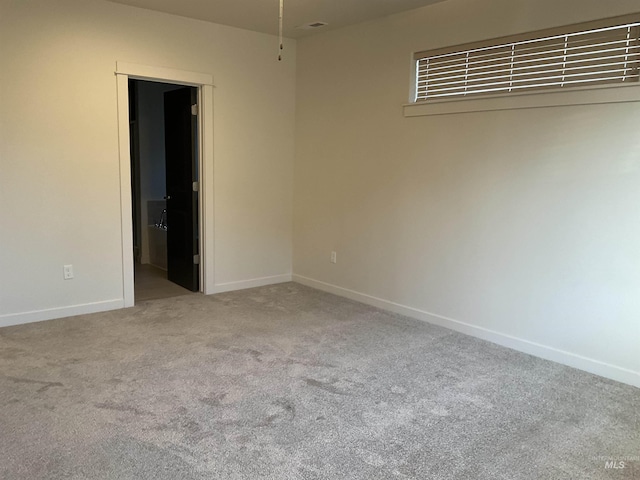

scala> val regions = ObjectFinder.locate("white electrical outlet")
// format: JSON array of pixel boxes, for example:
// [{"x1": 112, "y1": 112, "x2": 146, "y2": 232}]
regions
[
  {"x1": 330, "y1": 251, "x2": 337, "y2": 264},
  {"x1": 63, "y1": 264, "x2": 74, "y2": 280}
]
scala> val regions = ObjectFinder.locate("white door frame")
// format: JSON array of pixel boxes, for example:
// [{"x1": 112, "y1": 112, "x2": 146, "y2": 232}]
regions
[{"x1": 115, "y1": 62, "x2": 215, "y2": 306}]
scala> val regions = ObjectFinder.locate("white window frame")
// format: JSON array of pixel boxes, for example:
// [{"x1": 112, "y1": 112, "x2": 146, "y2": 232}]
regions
[{"x1": 404, "y1": 14, "x2": 640, "y2": 117}]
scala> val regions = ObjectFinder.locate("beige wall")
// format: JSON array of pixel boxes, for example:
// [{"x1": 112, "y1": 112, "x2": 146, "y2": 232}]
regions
[
  {"x1": 1, "y1": 0, "x2": 638, "y2": 386},
  {"x1": 294, "y1": 0, "x2": 640, "y2": 385},
  {"x1": 0, "y1": 0, "x2": 295, "y2": 322}
]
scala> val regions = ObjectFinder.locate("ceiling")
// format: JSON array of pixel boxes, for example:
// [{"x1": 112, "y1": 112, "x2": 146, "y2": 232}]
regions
[{"x1": 105, "y1": 0, "x2": 447, "y2": 38}]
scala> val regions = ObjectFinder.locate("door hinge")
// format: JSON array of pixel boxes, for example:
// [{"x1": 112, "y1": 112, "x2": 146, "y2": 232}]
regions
[
  {"x1": 192, "y1": 181, "x2": 199, "y2": 192},
  {"x1": 193, "y1": 254, "x2": 200, "y2": 265},
  {"x1": 191, "y1": 104, "x2": 198, "y2": 116}
]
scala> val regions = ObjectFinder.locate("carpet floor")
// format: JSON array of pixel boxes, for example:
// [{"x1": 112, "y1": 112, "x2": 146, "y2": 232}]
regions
[{"x1": 0, "y1": 283, "x2": 638, "y2": 479}]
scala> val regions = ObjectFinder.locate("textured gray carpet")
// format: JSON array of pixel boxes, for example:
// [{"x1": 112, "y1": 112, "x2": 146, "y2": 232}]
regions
[{"x1": 0, "y1": 283, "x2": 638, "y2": 479}]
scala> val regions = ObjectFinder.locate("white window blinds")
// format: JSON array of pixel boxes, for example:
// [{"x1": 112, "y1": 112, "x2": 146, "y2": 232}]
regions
[{"x1": 414, "y1": 16, "x2": 640, "y2": 101}]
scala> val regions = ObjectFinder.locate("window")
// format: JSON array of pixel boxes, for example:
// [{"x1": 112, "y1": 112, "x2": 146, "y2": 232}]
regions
[{"x1": 414, "y1": 15, "x2": 640, "y2": 102}]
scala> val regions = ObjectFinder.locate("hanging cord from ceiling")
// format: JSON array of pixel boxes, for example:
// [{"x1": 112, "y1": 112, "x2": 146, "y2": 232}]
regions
[{"x1": 278, "y1": 0, "x2": 284, "y2": 61}]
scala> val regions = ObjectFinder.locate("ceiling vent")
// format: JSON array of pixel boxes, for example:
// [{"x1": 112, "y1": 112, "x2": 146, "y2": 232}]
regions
[{"x1": 297, "y1": 21, "x2": 328, "y2": 30}]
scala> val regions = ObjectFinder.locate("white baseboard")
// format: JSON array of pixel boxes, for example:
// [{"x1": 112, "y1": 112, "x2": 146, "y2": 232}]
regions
[
  {"x1": 293, "y1": 274, "x2": 640, "y2": 388},
  {"x1": 212, "y1": 273, "x2": 292, "y2": 294},
  {"x1": 0, "y1": 273, "x2": 293, "y2": 328},
  {"x1": 0, "y1": 299, "x2": 125, "y2": 329}
]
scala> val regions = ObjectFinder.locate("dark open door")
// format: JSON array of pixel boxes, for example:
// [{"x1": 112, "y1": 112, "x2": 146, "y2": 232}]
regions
[{"x1": 164, "y1": 87, "x2": 199, "y2": 292}]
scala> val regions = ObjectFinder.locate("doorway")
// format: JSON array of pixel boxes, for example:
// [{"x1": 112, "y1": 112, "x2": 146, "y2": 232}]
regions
[
  {"x1": 116, "y1": 62, "x2": 214, "y2": 308},
  {"x1": 129, "y1": 79, "x2": 200, "y2": 302}
]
